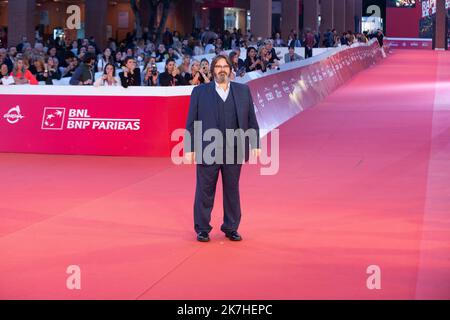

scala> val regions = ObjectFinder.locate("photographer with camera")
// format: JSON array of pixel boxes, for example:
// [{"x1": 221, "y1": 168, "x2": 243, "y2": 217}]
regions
[{"x1": 143, "y1": 62, "x2": 159, "y2": 86}]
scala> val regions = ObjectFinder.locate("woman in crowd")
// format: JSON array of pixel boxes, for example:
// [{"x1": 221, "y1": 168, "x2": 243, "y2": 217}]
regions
[
  {"x1": 257, "y1": 46, "x2": 271, "y2": 72},
  {"x1": 11, "y1": 57, "x2": 38, "y2": 85},
  {"x1": 29, "y1": 58, "x2": 56, "y2": 84},
  {"x1": 184, "y1": 59, "x2": 205, "y2": 86},
  {"x1": 158, "y1": 58, "x2": 186, "y2": 86},
  {"x1": 119, "y1": 57, "x2": 141, "y2": 88},
  {"x1": 114, "y1": 51, "x2": 125, "y2": 69},
  {"x1": 245, "y1": 46, "x2": 263, "y2": 73},
  {"x1": 229, "y1": 51, "x2": 245, "y2": 78},
  {"x1": 94, "y1": 63, "x2": 120, "y2": 87},
  {"x1": 97, "y1": 48, "x2": 114, "y2": 73},
  {"x1": 179, "y1": 55, "x2": 191, "y2": 79},
  {"x1": 142, "y1": 62, "x2": 159, "y2": 87},
  {"x1": 199, "y1": 58, "x2": 212, "y2": 82},
  {"x1": 0, "y1": 63, "x2": 11, "y2": 84},
  {"x1": 78, "y1": 46, "x2": 87, "y2": 60},
  {"x1": 46, "y1": 57, "x2": 62, "y2": 80}
]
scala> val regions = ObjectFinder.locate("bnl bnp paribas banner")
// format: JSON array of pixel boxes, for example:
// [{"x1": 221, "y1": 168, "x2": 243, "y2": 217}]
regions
[{"x1": 362, "y1": 0, "x2": 386, "y2": 33}]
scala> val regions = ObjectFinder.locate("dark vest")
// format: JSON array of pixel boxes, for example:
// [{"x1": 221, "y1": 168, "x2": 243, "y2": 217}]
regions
[
  {"x1": 214, "y1": 87, "x2": 239, "y2": 134},
  {"x1": 213, "y1": 87, "x2": 243, "y2": 164}
]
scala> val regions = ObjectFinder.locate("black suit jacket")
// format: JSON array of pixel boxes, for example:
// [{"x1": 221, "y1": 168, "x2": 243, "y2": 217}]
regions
[{"x1": 185, "y1": 81, "x2": 260, "y2": 163}]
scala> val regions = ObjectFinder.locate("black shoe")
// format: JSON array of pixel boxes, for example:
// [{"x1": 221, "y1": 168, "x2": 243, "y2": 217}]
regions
[
  {"x1": 197, "y1": 232, "x2": 210, "y2": 242},
  {"x1": 225, "y1": 231, "x2": 242, "y2": 241}
]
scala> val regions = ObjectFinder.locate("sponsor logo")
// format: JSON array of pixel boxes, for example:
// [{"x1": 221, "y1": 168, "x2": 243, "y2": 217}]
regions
[
  {"x1": 40, "y1": 108, "x2": 141, "y2": 131},
  {"x1": 42, "y1": 107, "x2": 66, "y2": 130},
  {"x1": 3, "y1": 106, "x2": 25, "y2": 124}
]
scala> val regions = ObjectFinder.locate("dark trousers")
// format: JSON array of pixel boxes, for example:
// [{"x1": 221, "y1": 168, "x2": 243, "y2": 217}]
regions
[
  {"x1": 194, "y1": 163, "x2": 242, "y2": 234},
  {"x1": 305, "y1": 46, "x2": 313, "y2": 59}
]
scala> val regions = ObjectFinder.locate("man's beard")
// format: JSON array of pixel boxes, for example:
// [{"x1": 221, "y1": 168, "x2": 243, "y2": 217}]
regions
[{"x1": 215, "y1": 72, "x2": 229, "y2": 83}]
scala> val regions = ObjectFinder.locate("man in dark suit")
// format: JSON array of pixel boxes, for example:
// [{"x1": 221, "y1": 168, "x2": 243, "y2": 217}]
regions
[{"x1": 185, "y1": 55, "x2": 261, "y2": 242}]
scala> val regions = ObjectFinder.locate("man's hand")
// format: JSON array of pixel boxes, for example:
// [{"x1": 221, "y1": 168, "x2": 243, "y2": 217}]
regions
[
  {"x1": 251, "y1": 149, "x2": 262, "y2": 158},
  {"x1": 184, "y1": 152, "x2": 196, "y2": 164}
]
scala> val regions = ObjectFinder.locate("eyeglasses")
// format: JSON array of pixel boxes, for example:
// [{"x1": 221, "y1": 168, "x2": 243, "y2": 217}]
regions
[{"x1": 214, "y1": 65, "x2": 230, "y2": 70}]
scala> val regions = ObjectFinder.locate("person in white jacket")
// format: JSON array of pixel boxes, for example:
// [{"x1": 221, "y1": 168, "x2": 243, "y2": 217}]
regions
[
  {"x1": 97, "y1": 48, "x2": 114, "y2": 73},
  {"x1": 94, "y1": 63, "x2": 120, "y2": 87}
]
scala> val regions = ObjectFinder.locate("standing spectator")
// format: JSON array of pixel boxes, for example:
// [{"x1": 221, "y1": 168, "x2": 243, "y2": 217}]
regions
[
  {"x1": 304, "y1": 29, "x2": 316, "y2": 59},
  {"x1": 173, "y1": 31, "x2": 181, "y2": 46},
  {"x1": 273, "y1": 33, "x2": 285, "y2": 47},
  {"x1": 314, "y1": 31, "x2": 321, "y2": 48},
  {"x1": 163, "y1": 28, "x2": 174, "y2": 48},
  {"x1": 159, "y1": 58, "x2": 186, "y2": 86},
  {"x1": 94, "y1": 63, "x2": 120, "y2": 87},
  {"x1": 11, "y1": 58, "x2": 38, "y2": 85},
  {"x1": 119, "y1": 57, "x2": 141, "y2": 88},
  {"x1": 69, "y1": 53, "x2": 95, "y2": 85},
  {"x1": 287, "y1": 34, "x2": 302, "y2": 48},
  {"x1": 340, "y1": 32, "x2": 349, "y2": 46},
  {"x1": 324, "y1": 29, "x2": 335, "y2": 47}
]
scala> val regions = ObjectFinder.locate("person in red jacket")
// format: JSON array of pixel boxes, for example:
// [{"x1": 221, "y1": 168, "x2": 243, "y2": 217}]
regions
[{"x1": 10, "y1": 57, "x2": 38, "y2": 85}]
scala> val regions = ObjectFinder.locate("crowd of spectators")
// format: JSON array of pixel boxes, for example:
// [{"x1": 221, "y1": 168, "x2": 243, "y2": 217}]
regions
[{"x1": 0, "y1": 27, "x2": 384, "y2": 87}]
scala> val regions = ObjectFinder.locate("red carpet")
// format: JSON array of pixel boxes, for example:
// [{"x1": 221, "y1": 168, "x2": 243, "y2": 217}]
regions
[{"x1": 1, "y1": 50, "x2": 449, "y2": 299}]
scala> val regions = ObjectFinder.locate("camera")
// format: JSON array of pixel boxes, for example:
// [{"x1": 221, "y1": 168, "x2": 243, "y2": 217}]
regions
[{"x1": 151, "y1": 63, "x2": 158, "y2": 76}]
